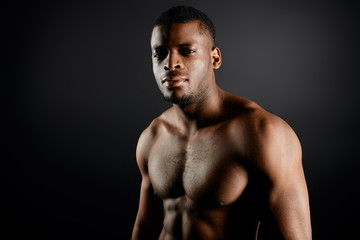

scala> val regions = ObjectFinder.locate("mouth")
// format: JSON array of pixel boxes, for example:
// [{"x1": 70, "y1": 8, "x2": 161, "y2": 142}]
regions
[{"x1": 162, "y1": 77, "x2": 187, "y2": 88}]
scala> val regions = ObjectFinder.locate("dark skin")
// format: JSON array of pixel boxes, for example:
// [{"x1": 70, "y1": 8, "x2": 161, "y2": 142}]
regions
[{"x1": 132, "y1": 21, "x2": 312, "y2": 240}]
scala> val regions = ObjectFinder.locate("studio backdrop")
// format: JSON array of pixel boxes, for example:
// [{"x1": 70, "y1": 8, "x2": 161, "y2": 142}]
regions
[{"x1": 5, "y1": 0, "x2": 359, "y2": 239}]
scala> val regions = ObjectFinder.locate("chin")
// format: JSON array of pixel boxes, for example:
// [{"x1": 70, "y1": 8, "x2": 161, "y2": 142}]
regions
[{"x1": 163, "y1": 94, "x2": 194, "y2": 106}]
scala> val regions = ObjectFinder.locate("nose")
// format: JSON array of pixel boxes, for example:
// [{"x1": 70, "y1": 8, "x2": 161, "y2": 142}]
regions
[{"x1": 164, "y1": 52, "x2": 182, "y2": 71}]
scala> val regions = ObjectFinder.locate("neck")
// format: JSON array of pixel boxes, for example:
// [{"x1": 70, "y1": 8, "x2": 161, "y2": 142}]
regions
[{"x1": 173, "y1": 85, "x2": 224, "y2": 131}]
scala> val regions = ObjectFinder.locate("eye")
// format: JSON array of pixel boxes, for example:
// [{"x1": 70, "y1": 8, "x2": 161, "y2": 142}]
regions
[
  {"x1": 153, "y1": 48, "x2": 168, "y2": 60},
  {"x1": 179, "y1": 48, "x2": 195, "y2": 56}
]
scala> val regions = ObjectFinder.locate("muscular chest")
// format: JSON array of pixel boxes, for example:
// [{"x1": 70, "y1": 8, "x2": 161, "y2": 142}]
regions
[{"x1": 147, "y1": 130, "x2": 248, "y2": 205}]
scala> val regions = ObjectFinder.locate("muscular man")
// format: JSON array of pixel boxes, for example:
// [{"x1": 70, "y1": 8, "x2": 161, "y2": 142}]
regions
[{"x1": 132, "y1": 6, "x2": 311, "y2": 240}]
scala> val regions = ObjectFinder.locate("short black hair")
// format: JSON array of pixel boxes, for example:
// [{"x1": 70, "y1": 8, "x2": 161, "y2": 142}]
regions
[{"x1": 153, "y1": 6, "x2": 216, "y2": 45}]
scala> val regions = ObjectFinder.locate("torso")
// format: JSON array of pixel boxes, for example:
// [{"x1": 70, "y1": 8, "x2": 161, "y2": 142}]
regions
[{"x1": 146, "y1": 97, "x2": 265, "y2": 239}]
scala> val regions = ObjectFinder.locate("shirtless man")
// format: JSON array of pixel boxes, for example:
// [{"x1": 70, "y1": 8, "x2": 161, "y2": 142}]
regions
[{"x1": 132, "y1": 6, "x2": 311, "y2": 240}]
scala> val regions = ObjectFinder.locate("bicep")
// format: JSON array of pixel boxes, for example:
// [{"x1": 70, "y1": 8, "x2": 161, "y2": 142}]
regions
[
  {"x1": 136, "y1": 174, "x2": 164, "y2": 224},
  {"x1": 261, "y1": 166, "x2": 311, "y2": 240},
  {"x1": 132, "y1": 132, "x2": 164, "y2": 240},
  {"x1": 251, "y1": 118, "x2": 311, "y2": 239},
  {"x1": 132, "y1": 174, "x2": 164, "y2": 240}
]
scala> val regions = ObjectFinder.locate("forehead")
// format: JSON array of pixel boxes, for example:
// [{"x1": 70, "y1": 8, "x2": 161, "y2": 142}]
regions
[{"x1": 151, "y1": 21, "x2": 211, "y2": 48}]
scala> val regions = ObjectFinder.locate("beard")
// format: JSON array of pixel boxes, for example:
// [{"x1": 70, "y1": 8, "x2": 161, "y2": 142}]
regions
[
  {"x1": 162, "y1": 78, "x2": 209, "y2": 107},
  {"x1": 163, "y1": 93, "x2": 195, "y2": 106},
  {"x1": 158, "y1": 63, "x2": 212, "y2": 107}
]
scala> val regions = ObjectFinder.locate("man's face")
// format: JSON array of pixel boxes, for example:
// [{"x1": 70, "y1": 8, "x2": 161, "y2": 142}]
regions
[{"x1": 150, "y1": 21, "x2": 218, "y2": 106}]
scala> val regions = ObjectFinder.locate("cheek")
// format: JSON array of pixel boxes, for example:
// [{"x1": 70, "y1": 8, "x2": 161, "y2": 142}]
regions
[
  {"x1": 152, "y1": 63, "x2": 162, "y2": 79},
  {"x1": 188, "y1": 58, "x2": 211, "y2": 77}
]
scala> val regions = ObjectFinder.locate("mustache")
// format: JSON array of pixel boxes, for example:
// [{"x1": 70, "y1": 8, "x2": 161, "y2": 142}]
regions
[{"x1": 163, "y1": 71, "x2": 187, "y2": 79}]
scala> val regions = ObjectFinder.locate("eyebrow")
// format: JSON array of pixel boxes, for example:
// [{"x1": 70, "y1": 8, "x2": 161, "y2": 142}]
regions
[
  {"x1": 152, "y1": 46, "x2": 166, "y2": 52},
  {"x1": 177, "y1": 43, "x2": 193, "y2": 47},
  {"x1": 152, "y1": 43, "x2": 195, "y2": 50}
]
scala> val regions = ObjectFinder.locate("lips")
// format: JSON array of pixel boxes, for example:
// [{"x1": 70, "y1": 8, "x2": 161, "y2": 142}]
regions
[{"x1": 162, "y1": 77, "x2": 187, "y2": 88}]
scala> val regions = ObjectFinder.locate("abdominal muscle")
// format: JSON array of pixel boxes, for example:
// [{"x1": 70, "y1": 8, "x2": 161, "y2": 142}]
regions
[
  {"x1": 158, "y1": 195, "x2": 258, "y2": 240},
  {"x1": 159, "y1": 197, "x2": 226, "y2": 240}
]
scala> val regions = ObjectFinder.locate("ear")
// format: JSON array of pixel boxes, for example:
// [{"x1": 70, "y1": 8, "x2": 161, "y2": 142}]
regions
[{"x1": 211, "y1": 47, "x2": 222, "y2": 69}]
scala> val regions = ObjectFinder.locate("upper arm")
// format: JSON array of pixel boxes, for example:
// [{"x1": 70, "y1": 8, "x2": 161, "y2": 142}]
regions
[
  {"x1": 132, "y1": 129, "x2": 164, "y2": 240},
  {"x1": 248, "y1": 115, "x2": 312, "y2": 239}
]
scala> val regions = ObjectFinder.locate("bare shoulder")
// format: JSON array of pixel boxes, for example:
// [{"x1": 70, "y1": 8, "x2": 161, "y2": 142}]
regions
[
  {"x1": 243, "y1": 103, "x2": 298, "y2": 147},
  {"x1": 226, "y1": 94, "x2": 301, "y2": 167},
  {"x1": 226, "y1": 96, "x2": 310, "y2": 239},
  {"x1": 136, "y1": 108, "x2": 174, "y2": 168}
]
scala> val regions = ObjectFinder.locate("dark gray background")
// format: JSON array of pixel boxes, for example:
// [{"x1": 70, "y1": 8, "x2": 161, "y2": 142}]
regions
[{"x1": 5, "y1": 0, "x2": 359, "y2": 239}]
